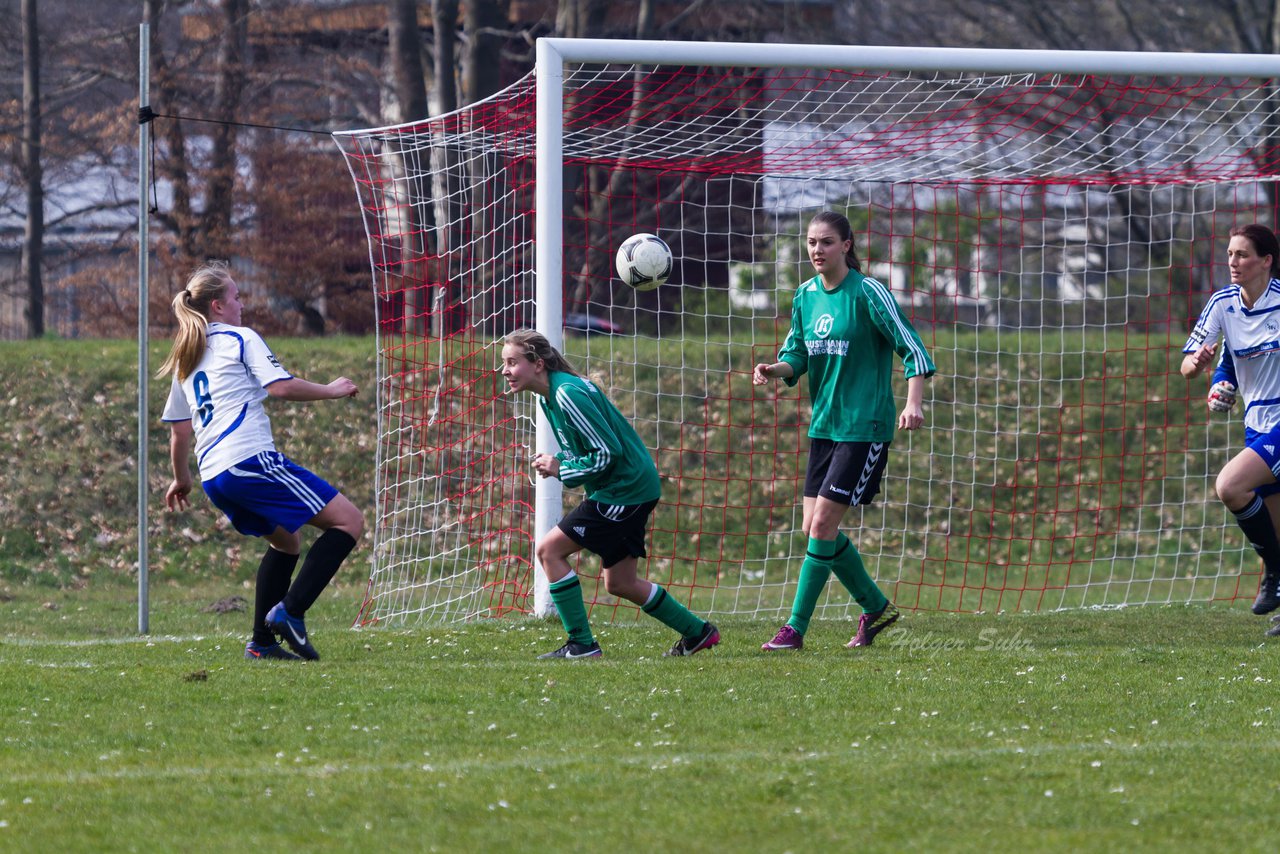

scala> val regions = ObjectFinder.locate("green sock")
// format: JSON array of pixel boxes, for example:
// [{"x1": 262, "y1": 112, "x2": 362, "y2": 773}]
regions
[
  {"x1": 829, "y1": 533, "x2": 889, "y2": 614},
  {"x1": 641, "y1": 584, "x2": 706, "y2": 638},
  {"x1": 549, "y1": 573, "x2": 594, "y2": 645},
  {"x1": 786, "y1": 536, "x2": 836, "y2": 635}
]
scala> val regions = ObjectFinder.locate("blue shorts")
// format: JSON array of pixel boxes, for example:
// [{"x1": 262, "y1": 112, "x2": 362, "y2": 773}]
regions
[
  {"x1": 1244, "y1": 426, "x2": 1280, "y2": 498},
  {"x1": 203, "y1": 451, "x2": 339, "y2": 537}
]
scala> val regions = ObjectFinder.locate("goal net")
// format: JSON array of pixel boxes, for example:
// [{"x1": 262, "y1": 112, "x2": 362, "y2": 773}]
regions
[{"x1": 334, "y1": 41, "x2": 1280, "y2": 625}]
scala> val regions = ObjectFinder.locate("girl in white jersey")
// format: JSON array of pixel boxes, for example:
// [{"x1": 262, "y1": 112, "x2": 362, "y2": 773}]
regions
[
  {"x1": 1183, "y1": 223, "x2": 1280, "y2": 621},
  {"x1": 159, "y1": 262, "x2": 364, "y2": 662},
  {"x1": 753, "y1": 211, "x2": 934, "y2": 651}
]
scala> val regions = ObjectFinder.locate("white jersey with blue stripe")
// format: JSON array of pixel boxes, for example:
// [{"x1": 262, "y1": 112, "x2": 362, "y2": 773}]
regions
[
  {"x1": 161, "y1": 323, "x2": 293, "y2": 478},
  {"x1": 1184, "y1": 278, "x2": 1280, "y2": 434}
]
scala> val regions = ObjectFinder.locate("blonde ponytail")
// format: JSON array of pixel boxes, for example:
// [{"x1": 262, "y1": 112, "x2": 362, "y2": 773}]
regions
[{"x1": 156, "y1": 262, "x2": 233, "y2": 381}]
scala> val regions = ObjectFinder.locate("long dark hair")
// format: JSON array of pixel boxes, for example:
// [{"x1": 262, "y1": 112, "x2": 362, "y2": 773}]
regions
[
  {"x1": 809, "y1": 210, "x2": 861, "y2": 273},
  {"x1": 502, "y1": 328, "x2": 581, "y2": 377},
  {"x1": 1230, "y1": 223, "x2": 1280, "y2": 277}
]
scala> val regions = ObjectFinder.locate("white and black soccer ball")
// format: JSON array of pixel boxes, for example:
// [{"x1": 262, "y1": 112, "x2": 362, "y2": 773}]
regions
[{"x1": 615, "y1": 233, "x2": 673, "y2": 292}]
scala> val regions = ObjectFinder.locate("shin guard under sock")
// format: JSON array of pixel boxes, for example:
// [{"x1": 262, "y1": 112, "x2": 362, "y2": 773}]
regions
[
  {"x1": 549, "y1": 573, "x2": 595, "y2": 645},
  {"x1": 641, "y1": 583, "x2": 706, "y2": 638},
  {"x1": 282, "y1": 529, "x2": 357, "y2": 617},
  {"x1": 254, "y1": 547, "x2": 298, "y2": 645},
  {"x1": 786, "y1": 537, "x2": 836, "y2": 635},
  {"x1": 1234, "y1": 495, "x2": 1280, "y2": 580},
  {"x1": 829, "y1": 533, "x2": 890, "y2": 614}
]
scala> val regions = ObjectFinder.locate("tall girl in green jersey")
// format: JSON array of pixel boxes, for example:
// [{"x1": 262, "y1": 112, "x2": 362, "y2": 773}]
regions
[
  {"x1": 753, "y1": 211, "x2": 935, "y2": 651},
  {"x1": 500, "y1": 329, "x2": 720, "y2": 659}
]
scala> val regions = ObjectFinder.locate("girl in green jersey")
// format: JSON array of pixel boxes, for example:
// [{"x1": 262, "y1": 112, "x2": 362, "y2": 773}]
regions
[
  {"x1": 753, "y1": 211, "x2": 935, "y2": 651},
  {"x1": 501, "y1": 329, "x2": 720, "y2": 659}
]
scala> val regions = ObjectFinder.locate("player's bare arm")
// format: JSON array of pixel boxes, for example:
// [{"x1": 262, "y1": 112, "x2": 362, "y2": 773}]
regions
[
  {"x1": 899, "y1": 374, "x2": 928, "y2": 431},
  {"x1": 165, "y1": 420, "x2": 195, "y2": 512},
  {"x1": 1180, "y1": 342, "x2": 1218, "y2": 379},
  {"x1": 267, "y1": 376, "x2": 359, "y2": 401},
  {"x1": 753, "y1": 361, "x2": 794, "y2": 385}
]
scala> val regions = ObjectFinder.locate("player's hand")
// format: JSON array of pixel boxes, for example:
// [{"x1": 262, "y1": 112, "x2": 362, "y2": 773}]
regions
[
  {"x1": 532, "y1": 453, "x2": 560, "y2": 479},
  {"x1": 165, "y1": 479, "x2": 192, "y2": 512},
  {"x1": 1208, "y1": 380, "x2": 1237, "y2": 413},
  {"x1": 898, "y1": 404, "x2": 924, "y2": 431},
  {"x1": 1188, "y1": 342, "x2": 1219, "y2": 374},
  {"x1": 329, "y1": 377, "x2": 359, "y2": 398},
  {"x1": 752, "y1": 363, "x2": 773, "y2": 385}
]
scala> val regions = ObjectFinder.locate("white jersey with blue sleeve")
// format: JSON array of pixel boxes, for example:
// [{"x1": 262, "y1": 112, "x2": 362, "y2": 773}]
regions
[
  {"x1": 161, "y1": 323, "x2": 293, "y2": 478},
  {"x1": 1184, "y1": 279, "x2": 1280, "y2": 435}
]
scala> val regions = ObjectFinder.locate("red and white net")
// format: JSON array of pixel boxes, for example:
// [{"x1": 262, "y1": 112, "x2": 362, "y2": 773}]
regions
[{"x1": 336, "y1": 59, "x2": 1280, "y2": 624}]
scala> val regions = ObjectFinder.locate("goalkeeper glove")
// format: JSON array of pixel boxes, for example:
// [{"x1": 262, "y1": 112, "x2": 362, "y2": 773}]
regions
[{"x1": 1207, "y1": 380, "x2": 1237, "y2": 413}]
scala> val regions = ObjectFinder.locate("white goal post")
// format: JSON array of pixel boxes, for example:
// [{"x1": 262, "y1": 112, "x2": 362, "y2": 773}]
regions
[{"x1": 336, "y1": 40, "x2": 1280, "y2": 626}]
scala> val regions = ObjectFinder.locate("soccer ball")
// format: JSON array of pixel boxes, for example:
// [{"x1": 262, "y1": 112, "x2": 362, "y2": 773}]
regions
[{"x1": 615, "y1": 233, "x2": 673, "y2": 292}]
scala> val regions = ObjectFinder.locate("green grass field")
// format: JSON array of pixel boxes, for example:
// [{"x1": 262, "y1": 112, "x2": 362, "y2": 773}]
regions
[
  {"x1": 3, "y1": 579, "x2": 1277, "y2": 852},
  {"x1": 1, "y1": 335, "x2": 1276, "y2": 851}
]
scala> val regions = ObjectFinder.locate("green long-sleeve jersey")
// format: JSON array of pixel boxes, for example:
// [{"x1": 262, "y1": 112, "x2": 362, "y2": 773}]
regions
[
  {"x1": 778, "y1": 269, "x2": 935, "y2": 442},
  {"x1": 540, "y1": 371, "x2": 662, "y2": 505}
]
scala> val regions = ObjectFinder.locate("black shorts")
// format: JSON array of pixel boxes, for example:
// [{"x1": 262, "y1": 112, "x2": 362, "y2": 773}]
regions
[
  {"x1": 803, "y1": 438, "x2": 891, "y2": 506},
  {"x1": 557, "y1": 498, "x2": 659, "y2": 568}
]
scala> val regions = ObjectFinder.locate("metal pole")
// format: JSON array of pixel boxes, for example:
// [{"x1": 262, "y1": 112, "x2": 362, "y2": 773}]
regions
[
  {"x1": 532, "y1": 38, "x2": 565, "y2": 618},
  {"x1": 137, "y1": 23, "x2": 150, "y2": 634},
  {"x1": 541, "y1": 37, "x2": 1280, "y2": 77}
]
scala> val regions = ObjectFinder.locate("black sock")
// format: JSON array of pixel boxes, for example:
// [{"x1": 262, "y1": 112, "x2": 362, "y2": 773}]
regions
[
  {"x1": 254, "y1": 547, "x2": 298, "y2": 645},
  {"x1": 282, "y1": 529, "x2": 357, "y2": 616},
  {"x1": 1233, "y1": 495, "x2": 1280, "y2": 578}
]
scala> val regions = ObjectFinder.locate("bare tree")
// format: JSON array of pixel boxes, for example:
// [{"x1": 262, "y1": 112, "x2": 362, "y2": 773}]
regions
[
  {"x1": 0, "y1": 1, "x2": 138, "y2": 338},
  {"x1": 555, "y1": 0, "x2": 610, "y2": 39},
  {"x1": 387, "y1": 0, "x2": 434, "y2": 335},
  {"x1": 1207, "y1": 0, "x2": 1280, "y2": 212},
  {"x1": 463, "y1": 0, "x2": 504, "y2": 104},
  {"x1": 20, "y1": 0, "x2": 42, "y2": 338},
  {"x1": 389, "y1": 0, "x2": 430, "y2": 123},
  {"x1": 35, "y1": 0, "x2": 1274, "y2": 342},
  {"x1": 141, "y1": 0, "x2": 251, "y2": 264},
  {"x1": 141, "y1": 1, "x2": 381, "y2": 334},
  {"x1": 432, "y1": 0, "x2": 459, "y2": 114},
  {"x1": 202, "y1": 0, "x2": 248, "y2": 260},
  {"x1": 145, "y1": 0, "x2": 197, "y2": 260}
]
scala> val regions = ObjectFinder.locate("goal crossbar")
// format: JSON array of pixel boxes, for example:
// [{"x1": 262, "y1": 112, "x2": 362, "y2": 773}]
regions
[{"x1": 538, "y1": 38, "x2": 1280, "y2": 76}]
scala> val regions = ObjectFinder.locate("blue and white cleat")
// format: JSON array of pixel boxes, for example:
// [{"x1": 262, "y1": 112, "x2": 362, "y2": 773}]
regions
[
  {"x1": 244, "y1": 640, "x2": 302, "y2": 661},
  {"x1": 265, "y1": 602, "x2": 320, "y2": 660}
]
